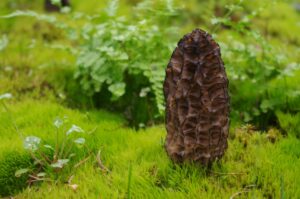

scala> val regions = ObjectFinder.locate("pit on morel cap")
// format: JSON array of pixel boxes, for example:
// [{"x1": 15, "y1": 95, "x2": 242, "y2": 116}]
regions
[{"x1": 163, "y1": 28, "x2": 230, "y2": 166}]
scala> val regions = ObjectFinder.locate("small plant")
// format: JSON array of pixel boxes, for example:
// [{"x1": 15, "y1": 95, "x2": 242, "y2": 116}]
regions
[
  {"x1": 1, "y1": 0, "x2": 178, "y2": 127},
  {"x1": 0, "y1": 94, "x2": 98, "y2": 194},
  {"x1": 73, "y1": 2, "x2": 174, "y2": 127},
  {"x1": 210, "y1": 2, "x2": 300, "y2": 129},
  {"x1": 15, "y1": 117, "x2": 88, "y2": 184},
  {"x1": 1, "y1": 93, "x2": 89, "y2": 183}
]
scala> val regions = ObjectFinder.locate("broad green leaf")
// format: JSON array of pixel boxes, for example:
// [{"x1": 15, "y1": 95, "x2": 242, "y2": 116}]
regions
[
  {"x1": 66, "y1": 125, "x2": 84, "y2": 136},
  {"x1": 51, "y1": 159, "x2": 69, "y2": 168},
  {"x1": 24, "y1": 136, "x2": 41, "y2": 151},
  {"x1": 139, "y1": 87, "x2": 151, "y2": 97},
  {"x1": 0, "y1": 93, "x2": 12, "y2": 100},
  {"x1": 108, "y1": 82, "x2": 126, "y2": 99},
  {"x1": 15, "y1": 168, "x2": 29, "y2": 177},
  {"x1": 37, "y1": 172, "x2": 46, "y2": 177},
  {"x1": 74, "y1": 138, "x2": 85, "y2": 145},
  {"x1": 211, "y1": 17, "x2": 220, "y2": 25}
]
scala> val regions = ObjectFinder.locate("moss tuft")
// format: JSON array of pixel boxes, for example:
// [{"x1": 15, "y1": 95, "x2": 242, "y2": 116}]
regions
[{"x1": 0, "y1": 151, "x2": 32, "y2": 197}]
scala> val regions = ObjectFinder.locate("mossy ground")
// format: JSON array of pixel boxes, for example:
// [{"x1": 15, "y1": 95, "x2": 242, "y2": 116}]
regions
[
  {"x1": 1, "y1": 0, "x2": 300, "y2": 198},
  {"x1": 0, "y1": 100, "x2": 299, "y2": 198}
]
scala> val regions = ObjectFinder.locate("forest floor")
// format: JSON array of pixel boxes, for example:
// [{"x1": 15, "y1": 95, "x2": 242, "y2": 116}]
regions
[
  {"x1": 0, "y1": 0, "x2": 300, "y2": 198},
  {"x1": 0, "y1": 99, "x2": 299, "y2": 198}
]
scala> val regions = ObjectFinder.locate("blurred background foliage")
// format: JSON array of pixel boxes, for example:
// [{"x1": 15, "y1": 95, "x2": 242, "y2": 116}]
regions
[{"x1": 0, "y1": 0, "x2": 300, "y2": 132}]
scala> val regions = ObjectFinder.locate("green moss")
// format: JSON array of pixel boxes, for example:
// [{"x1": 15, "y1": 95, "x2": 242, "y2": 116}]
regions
[
  {"x1": 0, "y1": 151, "x2": 32, "y2": 197},
  {"x1": 0, "y1": 100, "x2": 299, "y2": 198},
  {"x1": 276, "y1": 111, "x2": 300, "y2": 138}
]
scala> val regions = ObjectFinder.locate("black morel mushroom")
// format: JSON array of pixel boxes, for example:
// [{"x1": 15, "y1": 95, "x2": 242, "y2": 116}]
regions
[{"x1": 163, "y1": 29, "x2": 230, "y2": 166}]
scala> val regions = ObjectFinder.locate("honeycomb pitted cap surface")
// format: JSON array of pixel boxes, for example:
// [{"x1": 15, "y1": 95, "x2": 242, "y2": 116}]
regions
[{"x1": 163, "y1": 29, "x2": 230, "y2": 165}]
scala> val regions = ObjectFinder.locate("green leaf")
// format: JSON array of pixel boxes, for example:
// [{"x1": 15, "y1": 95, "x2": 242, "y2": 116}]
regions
[
  {"x1": 139, "y1": 87, "x2": 151, "y2": 97},
  {"x1": 24, "y1": 136, "x2": 41, "y2": 151},
  {"x1": 66, "y1": 125, "x2": 84, "y2": 136},
  {"x1": 243, "y1": 112, "x2": 252, "y2": 122},
  {"x1": 253, "y1": 107, "x2": 260, "y2": 116},
  {"x1": 51, "y1": 0, "x2": 61, "y2": 6},
  {"x1": 37, "y1": 172, "x2": 47, "y2": 177},
  {"x1": 260, "y1": 99, "x2": 273, "y2": 113},
  {"x1": 282, "y1": 63, "x2": 300, "y2": 77},
  {"x1": 77, "y1": 51, "x2": 100, "y2": 68},
  {"x1": 108, "y1": 82, "x2": 126, "y2": 99},
  {"x1": 116, "y1": 52, "x2": 128, "y2": 60},
  {"x1": 0, "y1": 93, "x2": 12, "y2": 100},
  {"x1": 51, "y1": 159, "x2": 69, "y2": 168},
  {"x1": 15, "y1": 168, "x2": 29, "y2": 177},
  {"x1": 44, "y1": 144, "x2": 54, "y2": 150},
  {"x1": 74, "y1": 138, "x2": 85, "y2": 145},
  {"x1": 54, "y1": 118, "x2": 63, "y2": 128},
  {"x1": 211, "y1": 17, "x2": 220, "y2": 25},
  {"x1": 61, "y1": 6, "x2": 71, "y2": 14}
]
